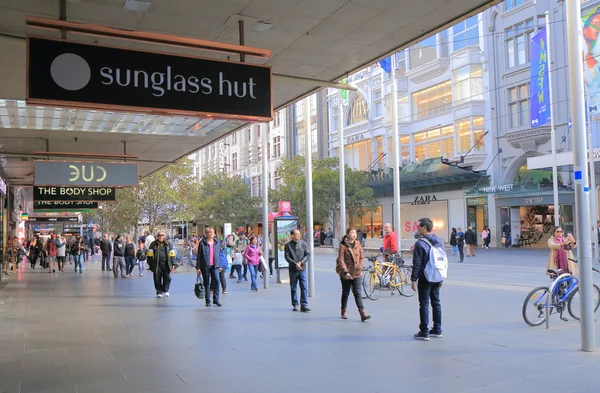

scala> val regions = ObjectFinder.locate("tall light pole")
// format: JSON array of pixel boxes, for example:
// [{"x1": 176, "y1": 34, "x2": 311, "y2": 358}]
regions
[
  {"x1": 304, "y1": 97, "x2": 315, "y2": 297},
  {"x1": 545, "y1": 12, "x2": 560, "y2": 227},
  {"x1": 390, "y1": 53, "x2": 402, "y2": 238},
  {"x1": 262, "y1": 122, "x2": 270, "y2": 289},
  {"x1": 566, "y1": 0, "x2": 595, "y2": 352},
  {"x1": 587, "y1": 108, "x2": 599, "y2": 262},
  {"x1": 338, "y1": 97, "x2": 346, "y2": 237}
]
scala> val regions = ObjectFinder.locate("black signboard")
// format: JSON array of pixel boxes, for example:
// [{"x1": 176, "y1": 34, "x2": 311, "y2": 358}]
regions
[
  {"x1": 27, "y1": 37, "x2": 272, "y2": 120},
  {"x1": 34, "y1": 161, "x2": 138, "y2": 187},
  {"x1": 34, "y1": 186, "x2": 116, "y2": 201},
  {"x1": 34, "y1": 201, "x2": 99, "y2": 210},
  {"x1": 26, "y1": 217, "x2": 79, "y2": 222}
]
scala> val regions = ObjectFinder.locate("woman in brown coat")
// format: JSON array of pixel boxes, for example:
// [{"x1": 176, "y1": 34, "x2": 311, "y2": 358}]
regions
[
  {"x1": 547, "y1": 227, "x2": 578, "y2": 275},
  {"x1": 336, "y1": 228, "x2": 371, "y2": 321}
]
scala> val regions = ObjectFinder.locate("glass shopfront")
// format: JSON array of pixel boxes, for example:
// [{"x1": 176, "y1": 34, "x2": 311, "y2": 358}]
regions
[{"x1": 347, "y1": 206, "x2": 383, "y2": 239}]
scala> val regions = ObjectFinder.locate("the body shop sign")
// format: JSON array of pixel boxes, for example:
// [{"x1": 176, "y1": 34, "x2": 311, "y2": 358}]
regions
[
  {"x1": 27, "y1": 37, "x2": 272, "y2": 120},
  {"x1": 34, "y1": 186, "x2": 116, "y2": 201}
]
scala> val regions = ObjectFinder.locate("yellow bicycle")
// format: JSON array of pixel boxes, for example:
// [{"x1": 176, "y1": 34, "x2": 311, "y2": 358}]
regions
[{"x1": 363, "y1": 253, "x2": 415, "y2": 300}]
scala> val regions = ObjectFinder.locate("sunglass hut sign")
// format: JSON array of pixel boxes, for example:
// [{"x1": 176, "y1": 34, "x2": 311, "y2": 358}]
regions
[{"x1": 27, "y1": 37, "x2": 272, "y2": 120}]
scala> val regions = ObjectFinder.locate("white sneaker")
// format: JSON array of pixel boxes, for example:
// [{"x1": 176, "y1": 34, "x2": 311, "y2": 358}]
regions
[
  {"x1": 157, "y1": 293, "x2": 163, "y2": 298},
  {"x1": 164, "y1": 292, "x2": 170, "y2": 297}
]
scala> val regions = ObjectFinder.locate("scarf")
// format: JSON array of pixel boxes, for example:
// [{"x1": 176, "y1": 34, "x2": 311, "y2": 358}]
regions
[{"x1": 554, "y1": 236, "x2": 569, "y2": 272}]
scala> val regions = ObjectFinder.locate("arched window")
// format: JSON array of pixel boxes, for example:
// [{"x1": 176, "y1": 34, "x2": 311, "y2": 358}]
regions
[{"x1": 347, "y1": 95, "x2": 369, "y2": 125}]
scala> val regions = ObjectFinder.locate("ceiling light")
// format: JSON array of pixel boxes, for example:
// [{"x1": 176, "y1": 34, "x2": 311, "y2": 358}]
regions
[
  {"x1": 123, "y1": 0, "x2": 151, "y2": 13},
  {"x1": 251, "y1": 21, "x2": 273, "y2": 32}
]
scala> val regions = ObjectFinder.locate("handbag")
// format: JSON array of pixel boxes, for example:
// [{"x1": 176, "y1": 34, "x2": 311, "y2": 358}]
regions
[
  {"x1": 194, "y1": 273, "x2": 206, "y2": 300},
  {"x1": 258, "y1": 256, "x2": 267, "y2": 273},
  {"x1": 501, "y1": 236, "x2": 506, "y2": 244},
  {"x1": 233, "y1": 252, "x2": 243, "y2": 266}
]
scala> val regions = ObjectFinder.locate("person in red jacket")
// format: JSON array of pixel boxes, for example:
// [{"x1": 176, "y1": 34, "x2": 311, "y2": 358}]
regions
[{"x1": 382, "y1": 223, "x2": 398, "y2": 261}]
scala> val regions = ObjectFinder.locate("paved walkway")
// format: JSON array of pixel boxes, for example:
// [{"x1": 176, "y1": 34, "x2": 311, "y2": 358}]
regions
[{"x1": 0, "y1": 251, "x2": 599, "y2": 393}]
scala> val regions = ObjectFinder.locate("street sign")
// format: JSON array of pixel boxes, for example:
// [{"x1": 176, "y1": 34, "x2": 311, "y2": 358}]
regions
[
  {"x1": 26, "y1": 217, "x2": 79, "y2": 222},
  {"x1": 33, "y1": 201, "x2": 99, "y2": 211},
  {"x1": 27, "y1": 37, "x2": 272, "y2": 121},
  {"x1": 34, "y1": 161, "x2": 138, "y2": 187},
  {"x1": 34, "y1": 186, "x2": 116, "y2": 201}
]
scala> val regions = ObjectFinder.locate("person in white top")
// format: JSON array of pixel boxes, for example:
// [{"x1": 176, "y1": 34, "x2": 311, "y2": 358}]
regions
[{"x1": 145, "y1": 231, "x2": 155, "y2": 249}]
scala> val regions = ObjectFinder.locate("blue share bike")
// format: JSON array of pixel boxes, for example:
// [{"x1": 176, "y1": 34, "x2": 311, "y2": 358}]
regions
[{"x1": 522, "y1": 259, "x2": 600, "y2": 327}]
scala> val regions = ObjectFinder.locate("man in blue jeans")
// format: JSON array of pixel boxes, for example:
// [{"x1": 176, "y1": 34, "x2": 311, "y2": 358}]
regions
[
  {"x1": 284, "y1": 229, "x2": 311, "y2": 313},
  {"x1": 410, "y1": 217, "x2": 443, "y2": 341}
]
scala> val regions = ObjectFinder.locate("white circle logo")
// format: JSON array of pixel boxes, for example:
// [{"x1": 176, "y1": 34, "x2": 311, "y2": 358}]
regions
[{"x1": 50, "y1": 53, "x2": 91, "y2": 91}]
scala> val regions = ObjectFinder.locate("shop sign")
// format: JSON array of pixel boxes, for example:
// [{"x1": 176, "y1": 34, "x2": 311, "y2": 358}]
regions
[
  {"x1": 522, "y1": 197, "x2": 544, "y2": 205},
  {"x1": 34, "y1": 186, "x2": 116, "y2": 201},
  {"x1": 27, "y1": 37, "x2": 272, "y2": 121},
  {"x1": 411, "y1": 195, "x2": 438, "y2": 205},
  {"x1": 477, "y1": 183, "x2": 514, "y2": 194},
  {"x1": 34, "y1": 161, "x2": 138, "y2": 187},
  {"x1": 34, "y1": 201, "x2": 99, "y2": 210},
  {"x1": 346, "y1": 134, "x2": 366, "y2": 144},
  {"x1": 0, "y1": 175, "x2": 6, "y2": 196},
  {"x1": 26, "y1": 217, "x2": 79, "y2": 222},
  {"x1": 467, "y1": 197, "x2": 488, "y2": 206}
]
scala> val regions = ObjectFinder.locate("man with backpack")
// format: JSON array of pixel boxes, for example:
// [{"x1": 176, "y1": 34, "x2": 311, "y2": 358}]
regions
[{"x1": 411, "y1": 217, "x2": 447, "y2": 341}]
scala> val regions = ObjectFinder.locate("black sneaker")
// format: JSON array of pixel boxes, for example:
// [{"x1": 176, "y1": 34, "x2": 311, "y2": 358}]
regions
[
  {"x1": 292, "y1": 306, "x2": 299, "y2": 312},
  {"x1": 205, "y1": 302, "x2": 211, "y2": 307},
  {"x1": 214, "y1": 302, "x2": 222, "y2": 307},
  {"x1": 413, "y1": 332, "x2": 430, "y2": 341},
  {"x1": 300, "y1": 307, "x2": 311, "y2": 313},
  {"x1": 429, "y1": 330, "x2": 443, "y2": 338}
]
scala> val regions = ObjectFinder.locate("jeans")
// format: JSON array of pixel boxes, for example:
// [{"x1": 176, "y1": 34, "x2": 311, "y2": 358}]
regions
[
  {"x1": 457, "y1": 244, "x2": 464, "y2": 262},
  {"x1": 125, "y1": 256, "x2": 136, "y2": 275},
  {"x1": 248, "y1": 264, "x2": 258, "y2": 290},
  {"x1": 504, "y1": 234, "x2": 511, "y2": 248},
  {"x1": 289, "y1": 269, "x2": 308, "y2": 307},
  {"x1": 102, "y1": 254, "x2": 111, "y2": 270},
  {"x1": 451, "y1": 245, "x2": 457, "y2": 255},
  {"x1": 202, "y1": 267, "x2": 221, "y2": 304},
  {"x1": 341, "y1": 278, "x2": 364, "y2": 310},
  {"x1": 74, "y1": 254, "x2": 83, "y2": 272},
  {"x1": 113, "y1": 256, "x2": 126, "y2": 277},
  {"x1": 417, "y1": 278, "x2": 442, "y2": 334},
  {"x1": 230, "y1": 265, "x2": 242, "y2": 281},
  {"x1": 242, "y1": 263, "x2": 248, "y2": 280},
  {"x1": 138, "y1": 259, "x2": 145, "y2": 275},
  {"x1": 154, "y1": 262, "x2": 171, "y2": 293}
]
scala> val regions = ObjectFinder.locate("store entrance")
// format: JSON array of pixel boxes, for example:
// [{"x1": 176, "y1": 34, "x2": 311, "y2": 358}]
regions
[{"x1": 500, "y1": 204, "x2": 574, "y2": 248}]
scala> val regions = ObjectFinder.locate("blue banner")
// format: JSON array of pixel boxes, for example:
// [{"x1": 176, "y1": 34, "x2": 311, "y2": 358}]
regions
[
  {"x1": 378, "y1": 56, "x2": 392, "y2": 73},
  {"x1": 530, "y1": 27, "x2": 551, "y2": 128}
]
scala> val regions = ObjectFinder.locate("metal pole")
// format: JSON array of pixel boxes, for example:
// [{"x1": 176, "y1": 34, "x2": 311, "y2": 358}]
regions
[
  {"x1": 390, "y1": 53, "x2": 402, "y2": 242},
  {"x1": 587, "y1": 109, "x2": 599, "y2": 262},
  {"x1": 304, "y1": 97, "x2": 315, "y2": 297},
  {"x1": 238, "y1": 21, "x2": 245, "y2": 63},
  {"x1": 262, "y1": 122, "x2": 270, "y2": 289},
  {"x1": 546, "y1": 12, "x2": 560, "y2": 227},
  {"x1": 565, "y1": 0, "x2": 596, "y2": 352},
  {"x1": 338, "y1": 98, "x2": 346, "y2": 238}
]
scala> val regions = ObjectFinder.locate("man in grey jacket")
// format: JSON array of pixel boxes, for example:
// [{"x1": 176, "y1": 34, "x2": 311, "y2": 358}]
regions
[{"x1": 284, "y1": 229, "x2": 311, "y2": 312}]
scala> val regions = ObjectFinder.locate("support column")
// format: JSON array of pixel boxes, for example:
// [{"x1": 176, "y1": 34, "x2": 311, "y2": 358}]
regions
[
  {"x1": 390, "y1": 53, "x2": 402, "y2": 243},
  {"x1": 566, "y1": 0, "x2": 596, "y2": 352},
  {"x1": 262, "y1": 122, "x2": 270, "y2": 289},
  {"x1": 339, "y1": 98, "x2": 346, "y2": 238},
  {"x1": 546, "y1": 12, "x2": 560, "y2": 227},
  {"x1": 304, "y1": 97, "x2": 315, "y2": 298}
]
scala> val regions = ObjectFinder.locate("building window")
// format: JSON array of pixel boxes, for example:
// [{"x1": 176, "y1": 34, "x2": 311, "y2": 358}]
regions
[
  {"x1": 453, "y1": 65, "x2": 483, "y2": 104},
  {"x1": 373, "y1": 89, "x2": 383, "y2": 117},
  {"x1": 411, "y1": 81, "x2": 452, "y2": 120},
  {"x1": 273, "y1": 111, "x2": 281, "y2": 127},
  {"x1": 409, "y1": 35, "x2": 437, "y2": 69},
  {"x1": 231, "y1": 132, "x2": 237, "y2": 145},
  {"x1": 456, "y1": 116, "x2": 485, "y2": 154},
  {"x1": 251, "y1": 176, "x2": 262, "y2": 197},
  {"x1": 508, "y1": 84, "x2": 529, "y2": 128},
  {"x1": 344, "y1": 140, "x2": 372, "y2": 170},
  {"x1": 505, "y1": 0, "x2": 529, "y2": 11},
  {"x1": 273, "y1": 136, "x2": 281, "y2": 158},
  {"x1": 232, "y1": 152, "x2": 238, "y2": 171},
  {"x1": 348, "y1": 95, "x2": 369, "y2": 125},
  {"x1": 473, "y1": 116, "x2": 485, "y2": 152},
  {"x1": 451, "y1": 15, "x2": 479, "y2": 52},
  {"x1": 331, "y1": 105, "x2": 339, "y2": 132},
  {"x1": 258, "y1": 145, "x2": 262, "y2": 162},
  {"x1": 505, "y1": 18, "x2": 535, "y2": 68},
  {"x1": 413, "y1": 125, "x2": 454, "y2": 161}
]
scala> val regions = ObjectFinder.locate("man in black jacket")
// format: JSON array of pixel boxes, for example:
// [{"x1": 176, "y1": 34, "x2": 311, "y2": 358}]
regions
[
  {"x1": 196, "y1": 227, "x2": 225, "y2": 307},
  {"x1": 112, "y1": 234, "x2": 126, "y2": 279},
  {"x1": 284, "y1": 229, "x2": 311, "y2": 312},
  {"x1": 147, "y1": 232, "x2": 176, "y2": 298},
  {"x1": 100, "y1": 234, "x2": 112, "y2": 271},
  {"x1": 410, "y1": 217, "x2": 444, "y2": 341},
  {"x1": 464, "y1": 227, "x2": 476, "y2": 257}
]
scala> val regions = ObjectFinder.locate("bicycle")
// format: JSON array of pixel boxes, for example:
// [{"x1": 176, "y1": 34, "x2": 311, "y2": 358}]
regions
[
  {"x1": 522, "y1": 259, "x2": 600, "y2": 327},
  {"x1": 362, "y1": 252, "x2": 415, "y2": 300}
]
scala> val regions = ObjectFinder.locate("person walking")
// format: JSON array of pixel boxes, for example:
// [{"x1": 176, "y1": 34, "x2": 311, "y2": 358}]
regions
[
  {"x1": 100, "y1": 234, "x2": 112, "y2": 271},
  {"x1": 243, "y1": 235, "x2": 262, "y2": 292},
  {"x1": 411, "y1": 217, "x2": 444, "y2": 341},
  {"x1": 481, "y1": 226, "x2": 491, "y2": 249},
  {"x1": 456, "y1": 227, "x2": 465, "y2": 263},
  {"x1": 449, "y1": 228, "x2": 458, "y2": 256},
  {"x1": 234, "y1": 232, "x2": 250, "y2": 283},
  {"x1": 136, "y1": 241, "x2": 147, "y2": 277},
  {"x1": 46, "y1": 233, "x2": 59, "y2": 273},
  {"x1": 196, "y1": 227, "x2": 226, "y2": 307},
  {"x1": 112, "y1": 234, "x2": 127, "y2": 278},
  {"x1": 147, "y1": 232, "x2": 176, "y2": 298},
  {"x1": 56, "y1": 235, "x2": 66, "y2": 273},
  {"x1": 465, "y1": 227, "x2": 476, "y2": 257},
  {"x1": 28, "y1": 237, "x2": 40, "y2": 269},
  {"x1": 124, "y1": 236, "x2": 136, "y2": 278},
  {"x1": 336, "y1": 228, "x2": 371, "y2": 321},
  {"x1": 74, "y1": 237, "x2": 85, "y2": 273},
  {"x1": 502, "y1": 220, "x2": 511, "y2": 248},
  {"x1": 284, "y1": 229, "x2": 311, "y2": 312}
]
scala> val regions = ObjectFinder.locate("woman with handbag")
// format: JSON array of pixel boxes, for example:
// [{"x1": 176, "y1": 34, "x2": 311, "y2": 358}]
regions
[
  {"x1": 336, "y1": 228, "x2": 371, "y2": 322},
  {"x1": 243, "y1": 235, "x2": 262, "y2": 292}
]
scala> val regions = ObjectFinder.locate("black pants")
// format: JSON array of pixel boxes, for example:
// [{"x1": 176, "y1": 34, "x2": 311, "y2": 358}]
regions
[
  {"x1": 30, "y1": 252, "x2": 38, "y2": 267},
  {"x1": 153, "y1": 263, "x2": 171, "y2": 294},
  {"x1": 457, "y1": 244, "x2": 464, "y2": 262},
  {"x1": 102, "y1": 254, "x2": 111, "y2": 270},
  {"x1": 57, "y1": 256, "x2": 65, "y2": 270},
  {"x1": 484, "y1": 238, "x2": 491, "y2": 248},
  {"x1": 341, "y1": 278, "x2": 364, "y2": 310},
  {"x1": 230, "y1": 265, "x2": 242, "y2": 279},
  {"x1": 219, "y1": 269, "x2": 227, "y2": 292},
  {"x1": 268, "y1": 257, "x2": 274, "y2": 275},
  {"x1": 418, "y1": 278, "x2": 442, "y2": 333},
  {"x1": 202, "y1": 267, "x2": 221, "y2": 304}
]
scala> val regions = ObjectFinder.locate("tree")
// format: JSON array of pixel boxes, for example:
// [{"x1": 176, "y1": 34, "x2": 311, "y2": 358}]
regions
[
  {"x1": 193, "y1": 173, "x2": 261, "y2": 229},
  {"x1": 271, "y1": 156, "x2": 377, "y2": 236}
]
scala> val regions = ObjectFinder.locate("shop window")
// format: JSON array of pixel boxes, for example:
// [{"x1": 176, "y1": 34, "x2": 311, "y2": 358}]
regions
[
  {"x1": 514, "y1": 164, "x2": 563, "y2": 190},
  {"x1": 411, "y1": 81, "x2": 452, "y2": 120},
  {"x1": 456, "y1": 116, "x2": 485, "y2": 154},
  {"x1": 453, "y1": 65, "x2": 483, "y2": 104},
  {"x1": 413, "y1": 124, "x2": 454, "y2": 161},
  {"x1": 348, "y1": 95, "x2": 369, "y2": 125},
  {"x1": 347, "y1": 206, "x2": 383, "y2": 239},
  {"x1": 345, "y1": 140, "x2": 373, "y2": 171},
  {"x1": 451, "y1": 15, "x2": 479, "y2": 52}
]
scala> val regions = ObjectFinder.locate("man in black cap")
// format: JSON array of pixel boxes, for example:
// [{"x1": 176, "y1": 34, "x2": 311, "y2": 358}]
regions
[{"x1": 147, "y1": 231, "x2": 176, "y2": 298}]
